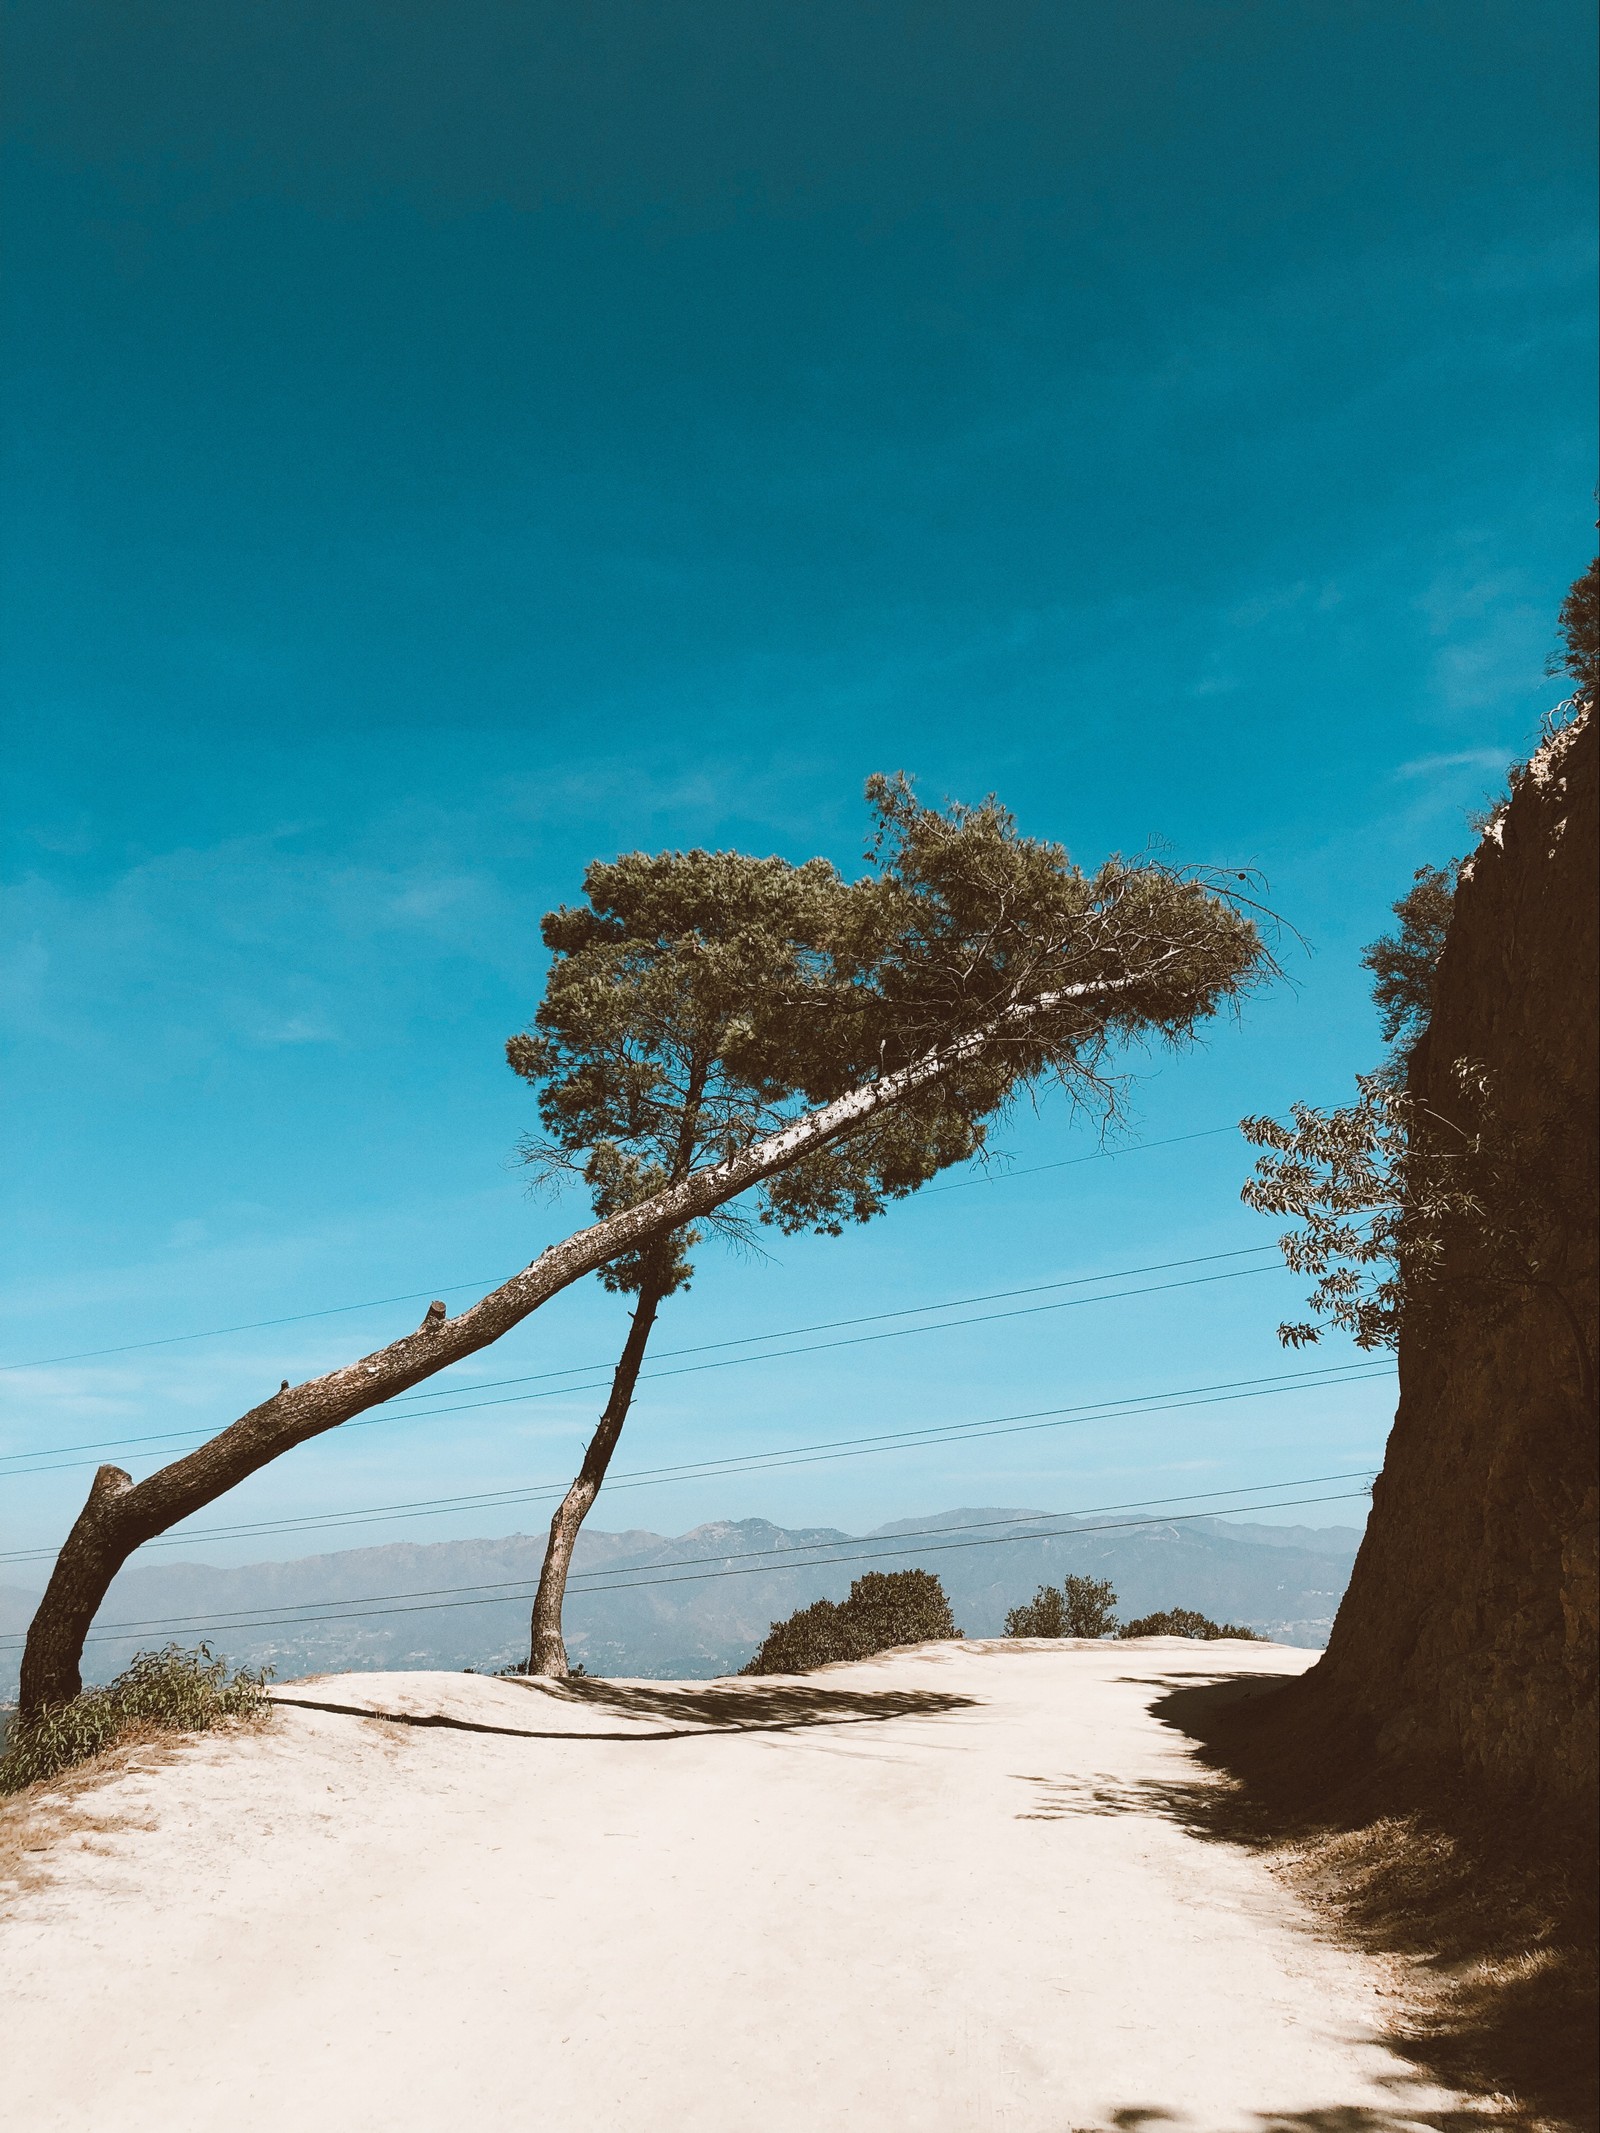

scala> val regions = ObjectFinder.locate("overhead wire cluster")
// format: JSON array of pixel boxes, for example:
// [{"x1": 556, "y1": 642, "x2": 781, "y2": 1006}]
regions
[
  {"x1": 3, "y1": 1242, "x2": 1291, "y2": 1477},
  {"x1": 0, "y1": 1124, "x2": 1244, "y2": 1376},
  {"x1": 0, "y1": 1473, "x2": 1376, "y2": 1652},
  {"x1": 0, "y1": 1356, "x2": 1391, "y2": 1565},
  {"x1": 0, "y1": 1118, "x2": 1388, "y2": 1660}
]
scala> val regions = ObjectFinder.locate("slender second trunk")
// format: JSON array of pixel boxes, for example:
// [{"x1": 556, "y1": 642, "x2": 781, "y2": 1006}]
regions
[{"x1": 525, "y1": 1261, "x2": 670, "y2": 1677}]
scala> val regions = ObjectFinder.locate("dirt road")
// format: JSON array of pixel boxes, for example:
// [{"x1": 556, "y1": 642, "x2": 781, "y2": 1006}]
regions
[{"x1": 0, "y1": 1640, "x2": 1476, "y2": 2130}]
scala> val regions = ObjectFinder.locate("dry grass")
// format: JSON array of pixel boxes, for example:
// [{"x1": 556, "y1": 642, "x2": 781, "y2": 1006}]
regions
[
  {"x1": 0, "y1": 1702, "x2": 276, "y2": 1909},
  {"x1": 0, "y1": 1737, "x2": 174, "y2": 1905},
  {"x1": 1157, "y1": 1672, "x2": 1598, "y2": 2131}
]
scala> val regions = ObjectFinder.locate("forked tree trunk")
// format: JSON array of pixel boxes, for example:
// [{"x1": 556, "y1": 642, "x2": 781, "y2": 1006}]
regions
[
  {"x1": 17, "y1": 965, "x2": 1151, "y2": 1718},
  {"x1": 526, "y1": 1265, "x2": 669, "y2": 1677}
]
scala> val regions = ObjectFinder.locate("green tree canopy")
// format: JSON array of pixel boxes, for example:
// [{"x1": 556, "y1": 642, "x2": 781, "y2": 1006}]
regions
[
  {"x1": 741, "y1": 1569, "x2": 962, "y2": 1674},
  {"x1": 1004, "y1": 1575, "x2": 1120, "y2": 1639}
]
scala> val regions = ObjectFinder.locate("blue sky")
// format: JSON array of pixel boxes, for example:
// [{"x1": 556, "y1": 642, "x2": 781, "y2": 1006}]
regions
[{"x1": 2, "y1": 2, "x2": 1595, "y2": 1582}]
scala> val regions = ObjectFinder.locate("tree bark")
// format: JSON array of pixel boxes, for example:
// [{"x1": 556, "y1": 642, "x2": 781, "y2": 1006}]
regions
[
  {"x1": 17, "y1": 1466, "x2": 140, "y2": 1722},
  {"x1": 16, "y1": 965, "x2": 1147, "y2": 1718},
  {"x1": 525, "y1": 1265, "x2": 669, "y2": 1677}
]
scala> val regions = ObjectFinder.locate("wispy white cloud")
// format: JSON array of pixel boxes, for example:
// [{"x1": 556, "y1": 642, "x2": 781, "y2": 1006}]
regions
[
  {"x1": 1393, "y1": 748, "x2": 1510, "y2": 780},
  {"x1": 0, "y1": 825, "x2": 526, "y2": 1064}
]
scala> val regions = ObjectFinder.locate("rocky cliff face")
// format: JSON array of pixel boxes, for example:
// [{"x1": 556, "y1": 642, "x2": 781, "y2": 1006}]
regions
[{"x1": 1311, "y1": 707, "x2": 1597, "y2": 1806}]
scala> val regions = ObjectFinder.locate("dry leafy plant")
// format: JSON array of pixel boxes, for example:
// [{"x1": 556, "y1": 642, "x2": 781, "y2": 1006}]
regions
[{"x1": 0, "y1": 1645, "x2": 270, "y2": 1797}]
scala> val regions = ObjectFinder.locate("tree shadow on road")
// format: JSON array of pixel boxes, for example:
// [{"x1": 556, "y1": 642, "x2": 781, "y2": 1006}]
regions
[
  {"x1": 1081, "y1": 2104, "x2": 1521, "y2": 2132},
  {"x1": 504, "y1": 1673, "x2": 978, "y2": 1734},
  {"x1": 1118, "y1": 1668, "x2": 1597, "y2": 2133}
]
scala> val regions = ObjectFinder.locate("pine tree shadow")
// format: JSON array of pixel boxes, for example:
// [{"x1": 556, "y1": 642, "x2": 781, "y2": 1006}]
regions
[
  {"x1": 1081, "y1": 2107, "x2": 1517, "y2": 2133},
  {"x1": 1010, "y1": 1671, "x2": 1267, "y2": 1830},
  {"x1": 497, "y1": 1672, "x2": 978, "y2": 1735}
]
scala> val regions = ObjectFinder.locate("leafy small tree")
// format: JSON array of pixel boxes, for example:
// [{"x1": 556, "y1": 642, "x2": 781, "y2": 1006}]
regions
[
  {"x1": 741, "y1": 1569, "x2": 961, "y2": 1674},
  {"x1": 1241, "y1": 1063, "x2": 1595, "y2": 1409},
  {"x1": 1118, "y1": 1608, "x2": 1261, "y2": 1640},
  {"x1": 1240, "y1": 852, "x2": 1468, "y2": 1351},
  {"x1": 1004, "y1": 1574, "x2": 1119, "y2": 1638},
  {"x1": 1241, "y1": 558, "x2": 1597, "y2": 1410},
  {"x1": 1546, "y1": 552, "x2": 1599, "y2": 722}
]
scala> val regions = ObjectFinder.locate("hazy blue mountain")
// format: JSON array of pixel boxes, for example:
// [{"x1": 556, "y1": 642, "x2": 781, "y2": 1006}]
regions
[{"x1": 0, "y1": 1509, "x2": 1363, "y2": 1696}]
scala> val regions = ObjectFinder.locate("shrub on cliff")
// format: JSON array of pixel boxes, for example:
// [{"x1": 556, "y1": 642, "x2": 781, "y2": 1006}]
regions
[
  {"x1": 741, "y1": 1569, "x2": 961, "y2": 1674},
  {"x1": 1005, "y1": 1575, "x2": 1120, "y2": 1638},
  {"x1": 1118, "y1": 1608, "x2": 1261, "y2": 1640}
]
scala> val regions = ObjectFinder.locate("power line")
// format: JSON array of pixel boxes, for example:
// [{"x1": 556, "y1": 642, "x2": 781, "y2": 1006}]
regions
[
  {"x1": 0, "y1": 1276, "x2": 510, "y2": 1375},
  {"x1": 389, "y1": 1265, "x2": 1282, "y2": 1421},
  {"x1": 0, "y1": 1125, "x2": 1243, "y2": 1374},
  {"x1": 40, "y1": 1473, "x2": 1373, "y2": 1637},
  {"x1": 2, "y1": 1476, "x2": 1374, "y2": 1651},
  {"x1": 150, "y1": 1476, "x2": 1399, "y2": 1621},
  {"x1": 0, "y1": 1244, "x2": 1275, "y2": 1461},
  {"x1": 383, "y1": 1246, "x2": 1278, "y2": 1412},
  {"x1": 1, "y1": 1248, "x2": 1286, "y2": 1475},
  {"x1": 0, "y1": 1360, "x2": 1393, "y2": 1563}
]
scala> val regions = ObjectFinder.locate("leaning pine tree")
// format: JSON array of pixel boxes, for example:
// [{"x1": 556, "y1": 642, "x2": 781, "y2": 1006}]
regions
[
  {"x1": 505, "y1": 844, "x2": 988, "y2": 1676},
  {"x1": 18, "y1": 774, "x2": 1269, "y2": 1719}
]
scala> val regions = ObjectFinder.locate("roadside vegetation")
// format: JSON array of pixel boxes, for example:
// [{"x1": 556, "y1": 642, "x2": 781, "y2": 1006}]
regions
[
  {"x1": 1004, "y1": 1576, "x2": 1260, "y2": 1640},
  {"x1": 741, "y1": 1570, "x2": 960, "y2": 1673},
  {"x1": 1004, "y1": 1575, "x2": 1118, "y2": 1637},
  {"x1": 1117, "y1": 1608, "x2": 1261, "y2": 1640},
  {"x1": 0, "y1": 1645, "x2": 268, "y2": 1795},
  {"x1": 1240, "y1": 552, "x2": 1598, "y2": 1417}
]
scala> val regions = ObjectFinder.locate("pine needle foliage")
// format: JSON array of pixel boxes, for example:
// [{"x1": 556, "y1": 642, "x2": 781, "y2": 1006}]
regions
[
  {"x1": 15, "y1": 771, "x2": 1273, "y2": 1721},
  {"x1": 0, "y1": 1645, "x2": 268, "y2": 1794},
  {"x1": 510, "y1": 773, "x2": 1274, "y2": 1259},
  {"x1": 741, "y1": 1569, "x2": 962, "y2": 1674},
  {"x1": 503, "y1": 774, "x2": 1273, "y2": 1677}
]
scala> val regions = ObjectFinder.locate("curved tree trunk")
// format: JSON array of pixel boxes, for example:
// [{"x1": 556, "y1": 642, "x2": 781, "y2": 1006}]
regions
[
  {"x1": 17, "y1": 1467, "x2": 142, "y2": 1722},
  {"x1": 16, "y1": 965, "x2": 1149, "y2": 1718},
  {"x1": 526, "y1": 1266, "x2": 669, "y2": 1677}
]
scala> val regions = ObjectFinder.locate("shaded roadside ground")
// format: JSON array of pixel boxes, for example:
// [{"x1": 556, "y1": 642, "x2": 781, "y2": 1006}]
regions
[
  {"x1": 0, "y1": 1642, "x2": 1522, "y2": 2131},
  {"x1": 1154, "y1": 1669, "x2": 1598, "y2": 2131}
]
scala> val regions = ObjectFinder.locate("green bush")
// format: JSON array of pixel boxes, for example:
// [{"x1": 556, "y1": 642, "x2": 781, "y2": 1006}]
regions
[
  {"x1": 1117, "y1": 1608, "x2": 1262, "y2": 1641},
  {"x1": 0, "y1": 1644, "x2": 270, "y2": 1795},
  {"x1": 742, "y1": 1569, "x2": 962, "y2": 1674},
  {"x1": 1004, "y1": 1575, "x2": 1120, "y2": 1638}
]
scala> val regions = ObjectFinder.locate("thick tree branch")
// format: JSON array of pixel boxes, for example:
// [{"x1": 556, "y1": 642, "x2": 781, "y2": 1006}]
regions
[{"x1": 18, "y1": 971, "x2": 1129, "y2": 1714}]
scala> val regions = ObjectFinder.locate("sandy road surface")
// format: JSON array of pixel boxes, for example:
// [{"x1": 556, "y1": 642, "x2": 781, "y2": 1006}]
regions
[{"x1": 1, "y1": 1640, "x2": 1477, "y2": 2132}]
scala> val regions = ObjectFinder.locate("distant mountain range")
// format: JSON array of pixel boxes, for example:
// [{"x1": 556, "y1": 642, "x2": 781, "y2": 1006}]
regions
[{"x1": 0, "y1": 1508, "x2": 1363, "y2": 1695}]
